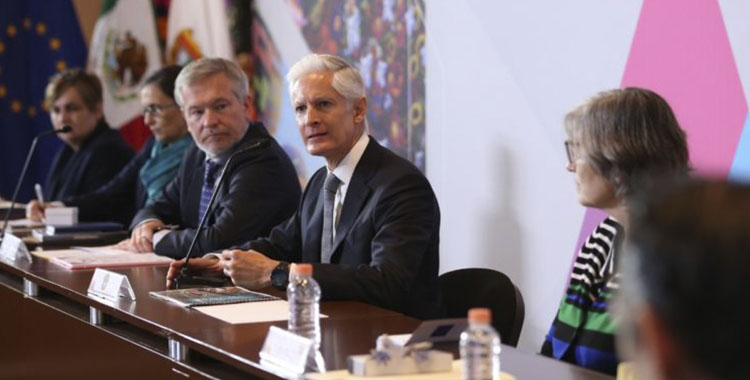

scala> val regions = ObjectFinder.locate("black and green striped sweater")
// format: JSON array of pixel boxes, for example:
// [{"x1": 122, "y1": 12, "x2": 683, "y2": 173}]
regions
[{"x1": 541, "y1": 216, "x2": 623, "y2": 376}]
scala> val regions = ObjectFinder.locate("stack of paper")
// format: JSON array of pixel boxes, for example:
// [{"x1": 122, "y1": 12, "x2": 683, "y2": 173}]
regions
[
  {"x1": 0, "y1": 219, "x2": 45, "y2": 237},
  {"x1": 0, "y1": 200, "x2": 25, "y2": 208},
  {"x1": 45, "y1": 207, "x2": 78, "y2": 226},
  {"x1": 30, "y1": 229, "x2": 129, "y2": 245},
  {"x1": 0, "y1": 201, "x2": 26, "y2": 220},
  {"x1": 33, "y1": 246, "x2": 172, "y2": 270},
  {"x1": 0, "y1": 218, "x2": 45, "y2": 229},
  {"x1": 194, "y1": 300, "x2": 328, "y2": 324}
]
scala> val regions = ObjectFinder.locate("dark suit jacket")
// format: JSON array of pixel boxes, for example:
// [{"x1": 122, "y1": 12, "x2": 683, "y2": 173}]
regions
[
  {"x1": 132, "y1": 123, "x2": 301, "y2": 258},
  {"x1": 241, "y1": 137, "x2": 443, "y2": 319},
  {"x1": 65, "y1": 136, "x2": 194, "y2": 226},
  {"x1": 46, "y1": 121, "x2": 134, "y2": 220}
]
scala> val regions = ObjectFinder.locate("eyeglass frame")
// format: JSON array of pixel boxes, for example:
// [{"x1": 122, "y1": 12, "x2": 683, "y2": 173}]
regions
[
  {"x1": 143, "y1": 103, "x2": 177, "y2": 117},
  {"x1": 564, "y1": 140, "x2": 580, "y2": 165}
]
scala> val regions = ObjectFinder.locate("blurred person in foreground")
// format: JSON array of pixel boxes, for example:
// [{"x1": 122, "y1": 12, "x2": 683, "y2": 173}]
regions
[
  {"x1": 26, "y1": 69, "x2": 133, "y2": 221},
  {"x1": 541, "y1": 87, "x2": 690, "y2": 375},
  {"x1": 27, "y1": 66, "x2": 193, "y2": 225},
  {"x1": 126, "y1": 57, "x2": 300, "y2": 258},
  {"x1": 617, "y1": 179, "x2": 750, "y2": 380},
  {"x1": 166, "y1": 54, "x2": 442, "y2": 319}
]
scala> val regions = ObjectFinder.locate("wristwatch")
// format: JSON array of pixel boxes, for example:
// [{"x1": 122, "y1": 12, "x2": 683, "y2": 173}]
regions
[{"x1": 270, "y1": 261, "x2": 291, "y2": 291}]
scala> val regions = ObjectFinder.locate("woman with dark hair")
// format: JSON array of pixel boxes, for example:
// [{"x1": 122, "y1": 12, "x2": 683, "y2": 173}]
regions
[
  {"x1": 27, "y1": 66, "x2": 193, "y2": 225},
  {"x1": 540, "y1": 87, "x2": 690, "y2": 375}
]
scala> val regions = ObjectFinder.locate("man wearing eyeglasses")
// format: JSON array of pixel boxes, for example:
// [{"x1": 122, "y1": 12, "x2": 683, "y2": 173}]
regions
[{"x1": 126, "y1": 58, "x2": 301, "y2": 258}]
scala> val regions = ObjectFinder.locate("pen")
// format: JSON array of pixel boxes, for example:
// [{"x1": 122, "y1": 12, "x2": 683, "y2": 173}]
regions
[{"x1": 34, "y1": 183, "x2": 44, "y2": 204}]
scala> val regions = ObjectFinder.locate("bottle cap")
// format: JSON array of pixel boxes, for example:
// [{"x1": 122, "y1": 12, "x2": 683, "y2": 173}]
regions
[
  {"x1": 293, "y1": 263, "x2": 313, "y2": 276},
  {"x1": 468, "y1": 308, "x2": 491, "y2": 324}
]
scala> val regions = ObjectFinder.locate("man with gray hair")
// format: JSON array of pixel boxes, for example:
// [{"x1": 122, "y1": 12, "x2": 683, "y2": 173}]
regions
[
  {"x1": 616, "y1": 179, "x2": 750, "y2": 380},
  {"x1": 127, "y1": 57, "x2": 301, "y2": 258},
  {"x1": 167, "y1": 54, "x2": 442, "y2": 319}
]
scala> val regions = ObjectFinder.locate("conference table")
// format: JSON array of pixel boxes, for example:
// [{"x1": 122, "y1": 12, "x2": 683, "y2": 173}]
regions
[{"x1": 0, "y1": 251, "x2": 614, "y2": 380}]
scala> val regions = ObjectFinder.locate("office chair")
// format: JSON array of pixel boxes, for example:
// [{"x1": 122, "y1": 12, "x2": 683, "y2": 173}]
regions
[{"x1": 439, "y1": 268, "x2": 525, "y2": 347}]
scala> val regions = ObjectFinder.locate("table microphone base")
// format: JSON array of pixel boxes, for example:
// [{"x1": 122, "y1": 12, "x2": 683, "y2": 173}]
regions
[{"x1": 173, "y1": 269, "x2": 231, "y2": 289}]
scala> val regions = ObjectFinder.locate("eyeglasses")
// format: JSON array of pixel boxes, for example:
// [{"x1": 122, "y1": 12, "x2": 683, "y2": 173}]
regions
[
  {"x1": 143, "y1": 103, "x2": 177, "y2": 117},
  {"x1": 564, "y1": 140, "x2": 579, "y2": 164}
]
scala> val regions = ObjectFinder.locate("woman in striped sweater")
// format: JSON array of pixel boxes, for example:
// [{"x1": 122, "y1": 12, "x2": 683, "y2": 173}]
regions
[{"x1": 541, "y1": 87, "x2": 689, "y2": 375}]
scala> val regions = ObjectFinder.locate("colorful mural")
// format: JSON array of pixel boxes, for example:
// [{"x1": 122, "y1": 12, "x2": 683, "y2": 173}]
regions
[{"x1": 247, "y1": 5, "x2": 315, "y2": 183}]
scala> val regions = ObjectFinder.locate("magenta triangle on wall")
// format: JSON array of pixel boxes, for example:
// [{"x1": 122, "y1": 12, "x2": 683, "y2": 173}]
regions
[{"x1": 572, "y1": 0, "x2": 747, "y2": 261}]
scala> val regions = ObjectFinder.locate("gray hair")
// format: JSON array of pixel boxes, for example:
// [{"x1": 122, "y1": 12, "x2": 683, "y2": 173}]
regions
[
  {"x1": 286, "y1": 54, "x2": 368, "y2": 129},
  {"x1": 564, "y1": 87, "x2": 690, "y2": 198},
  {"x1": 174, "y1": 57, "x2": 249, "y2": 107}
]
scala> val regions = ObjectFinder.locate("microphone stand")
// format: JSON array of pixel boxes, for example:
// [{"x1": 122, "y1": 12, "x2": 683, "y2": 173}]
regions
[
  {"x1": 172, "y1": 139, "x2": 269, "y2": 289},
  {"x1": 1, "y1": 126, "x2": 71, "y2": 241}
]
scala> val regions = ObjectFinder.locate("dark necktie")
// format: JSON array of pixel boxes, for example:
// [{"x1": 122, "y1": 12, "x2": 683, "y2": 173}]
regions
[
  {"x1": 321, "y1": 172, "x2": 342, "y2": 263},
  {"x1": 198, "y1": 160, "x2": 220, "y2": 222}
]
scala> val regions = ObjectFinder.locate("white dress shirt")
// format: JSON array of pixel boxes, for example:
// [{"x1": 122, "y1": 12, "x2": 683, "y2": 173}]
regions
[{"x1": 327, "y1": 133, "x2": 369, "y2": 239}]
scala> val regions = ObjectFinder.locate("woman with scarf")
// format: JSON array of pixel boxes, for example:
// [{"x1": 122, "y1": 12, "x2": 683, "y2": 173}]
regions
[{"x1": 27, "y1": 66, "x2": 193, "y2": 226}]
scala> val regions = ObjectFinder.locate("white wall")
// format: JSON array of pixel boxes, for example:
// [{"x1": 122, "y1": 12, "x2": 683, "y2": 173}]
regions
[
  {"x1": 425, "y1": 1, "x2": 643, "y2": 351},
  {"x1": 259, "y1": 0, "x2": 750, "y2": 355}
]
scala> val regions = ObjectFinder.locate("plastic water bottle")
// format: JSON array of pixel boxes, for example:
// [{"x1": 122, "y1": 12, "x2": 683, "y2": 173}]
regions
[
  {"x1": 460, "y1": 308, "x2": 501, "y2": 380},
  {"x1": 287, "y1": 263, "x2": 321, "y2": 349}
]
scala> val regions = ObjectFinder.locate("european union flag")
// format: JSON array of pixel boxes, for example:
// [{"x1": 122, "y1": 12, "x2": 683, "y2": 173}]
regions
[{"x1": 0, "y1": 1, "x2": 86, "y2": 201}]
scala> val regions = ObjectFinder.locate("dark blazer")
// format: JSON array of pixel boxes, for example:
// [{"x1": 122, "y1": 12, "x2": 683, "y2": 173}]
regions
[
  {"x1": 132, "y1": 123, "x2": 301, "y2": 258},
  {"x1": 46, "y1": 121, "x2": 134, "y2": 220},
  {"x1": 65, "y1": 136, "x2": 194, "y2": 226},
  {"x1": 241, "y1": 137, "x2": 443, "y2": 319}
]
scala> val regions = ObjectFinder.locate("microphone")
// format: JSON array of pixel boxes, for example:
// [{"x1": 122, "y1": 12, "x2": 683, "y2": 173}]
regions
[
  {"x1": 172, "y1": 139, "x2": 270, "y2": 289},
  {"x1": 1, "y1": 126, "x2": 72, "y2": 240},
  {"x1": 38, "y1": 125, "x2": 72, "y2": 138}
]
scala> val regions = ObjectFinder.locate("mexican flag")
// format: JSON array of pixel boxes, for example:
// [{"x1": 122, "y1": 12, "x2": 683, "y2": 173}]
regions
[
  {"x1": 166, "y1": 0, "x2": 234, "y2": 64},
  {"x1": 88, "y1": 0, "x2": 161, "y2": 148}
]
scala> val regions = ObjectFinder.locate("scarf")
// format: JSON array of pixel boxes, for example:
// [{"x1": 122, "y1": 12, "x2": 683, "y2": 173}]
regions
[{"x1": 139, "y1": 134, "x2": 193, "y2": 205}]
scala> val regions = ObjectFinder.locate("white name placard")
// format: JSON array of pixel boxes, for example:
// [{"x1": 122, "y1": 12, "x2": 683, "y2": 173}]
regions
[
  {"x1": 0, "y1": 233, "x2": 32, "y2": 262},
  {"x1": 259, "y1": 325, "x2": 314, "y2": 376},
  {"x1": 87, "y1": 268, "x2": 136, "y2": 301}
]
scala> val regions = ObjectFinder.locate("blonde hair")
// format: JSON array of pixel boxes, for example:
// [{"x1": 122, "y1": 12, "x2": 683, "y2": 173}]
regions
[{"x1": 44, "y1": 68, "x2": 102, "y2": 111}]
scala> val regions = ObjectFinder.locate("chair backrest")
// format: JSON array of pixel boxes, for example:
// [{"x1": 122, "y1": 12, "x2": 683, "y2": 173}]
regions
[{"x1": 439, "y1": 268, "x2": 525, "y2": 347}]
